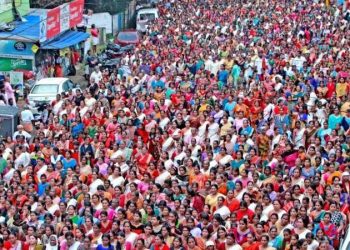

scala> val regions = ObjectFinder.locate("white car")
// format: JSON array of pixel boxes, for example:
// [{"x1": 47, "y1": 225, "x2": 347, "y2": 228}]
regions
[
  {"x1": 27, "y1": 77, "x2": 80, "y2": 113},
  {"x1": 136, "y1": 8, "x2": 159, "y2": 32}
]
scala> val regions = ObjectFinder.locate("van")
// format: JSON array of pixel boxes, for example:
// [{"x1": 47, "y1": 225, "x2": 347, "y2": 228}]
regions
[{"x1": 136, "y1": 8, "x2": 159, "y2": 32}]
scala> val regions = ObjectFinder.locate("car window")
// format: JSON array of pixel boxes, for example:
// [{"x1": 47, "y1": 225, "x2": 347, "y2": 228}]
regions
[
  {"x1": 62, "y1": 81, "x2": 70, "y2": 92},
  {"x1": 67, "y1": 80, "x2": 74, "y2": 89},
  {"x1": 139, "y1": 13, "x2": 156, "y2": 21},
  {"x1": 31, "y1": 84, "x2": 58, "y2": 95},
  {"x1": 117, "y1": 32, "x2": 138, "y2": 41}
]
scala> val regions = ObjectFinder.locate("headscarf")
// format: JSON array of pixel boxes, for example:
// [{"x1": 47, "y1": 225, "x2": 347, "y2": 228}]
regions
[{"x1": 45, "y1": 235, "x2": 59, "y2": 250}]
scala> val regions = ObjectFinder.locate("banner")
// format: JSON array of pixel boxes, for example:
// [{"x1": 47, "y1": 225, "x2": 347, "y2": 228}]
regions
[
  {"x1": 10, "y1": 71, "x2": 24, "y2": 87},
  {"x1": 0, "y1": 58, "x2": 33, "y2": 71},
  {"x1": 0, "y1": 0, "x2": 30, "y2": 24},
  {"x1": 70, "y1": 0, "x2": 84, "y2": 27},
  {"x1": 60, "y1": 3, "x2": 70, "y2": 32},
  {"x1": 44, "y1": 0, "x2": 84, "y2": 40},
  {"x1": 46, "y1": 7, "x2": 61, "y2": 39},
  {"x1": 39, "y1": 11, "x2": 47, "y2": 42}
]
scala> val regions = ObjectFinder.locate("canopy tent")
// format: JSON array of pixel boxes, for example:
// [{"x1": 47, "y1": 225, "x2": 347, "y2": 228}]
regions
[
  {"x1": 0, "y1": 15, "x2": 40, "y2": 42},
  {"x1": 40, "y1": 30, "x2": 89, "y2": 50}
]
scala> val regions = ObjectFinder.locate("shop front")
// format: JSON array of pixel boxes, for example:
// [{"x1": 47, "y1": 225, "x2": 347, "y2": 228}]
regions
[{"x1": 0, "y1": 40, "x2": 36, "y2": 92}]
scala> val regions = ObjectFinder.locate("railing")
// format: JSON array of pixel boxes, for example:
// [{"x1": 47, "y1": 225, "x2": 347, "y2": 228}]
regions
[{"x1": 339, "y1": 225, "x2": 350, "y2": 250}]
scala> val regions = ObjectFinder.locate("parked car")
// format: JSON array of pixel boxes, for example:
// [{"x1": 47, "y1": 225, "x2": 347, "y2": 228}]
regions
[
  {"x1": 27, "y1": 77, "x2": 79, "y2": 113},
  {"x1": 115, "y1": 30, "x2": 140, "y2": 46},
  {"x1": 136, "y1": 8, "x2": 159, "y2": 32}
]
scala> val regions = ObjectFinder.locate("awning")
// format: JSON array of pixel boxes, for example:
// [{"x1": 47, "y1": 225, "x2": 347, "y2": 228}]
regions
[
  {"x1": 0, "y1": 15, "x2": 40, "y2": 42},
  {"x1": 40, "y1": 30, "x2": 90, "y2": 50}
]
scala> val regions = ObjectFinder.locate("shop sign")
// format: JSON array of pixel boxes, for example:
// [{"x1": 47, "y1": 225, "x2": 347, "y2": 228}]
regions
[
  {"x1": 39, "y1": 11, "x2": 47, "y2": 42},
  {"x1": 0, "y1": 58, "x2": 33, "y2": 71},
  {"x1": 14, "y1": 42, "x2": 26, "y2": 51},
  {"x1": 60, "y1": 3, "x2": 70, "y2": 32},
  {"x1": 70, "y1": 0, "x2": 84, "y2": 27},
  {"x1": 44, "y1": 0, "x2": 84, "y2": 41},
  {"x1": 46, "y1": 7, "x2": 61, "y2": 39}
]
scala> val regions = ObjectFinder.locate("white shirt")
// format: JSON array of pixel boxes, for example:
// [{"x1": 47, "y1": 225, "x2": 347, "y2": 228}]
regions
[
  {"x1": 214, "y1": 205, "x2": 231, "y2": 220},
  {"x1": 292, "y1": 56, "x2": 306, "y2": 70},
  {"x1": 14, "y1": 152, "x2": 30, "y2": 169},
  {"x1": 307, "y1": 240, "x2": 319, "y2": 250},
  {"x1": 51, "y1": 154, "x2": 63, "y2": 165},
  {"x1": 68, "y1": 241, "x2": 81, "y2": 250},
  {"x1": 13, "y1": 130, "x2": 32, "y2": 141},
  {"x1": 21, "y1": 109, "x2": 34, "y2": 123},
  {"x1": 90, "y1": 70, "x2": 103, "y2": 83},
  {"x1": 227, "y1": 245, "x2": 243, "y2": 250},
  {"x1": 205, "y1": 59, "x2": 214, "y2": 72}
]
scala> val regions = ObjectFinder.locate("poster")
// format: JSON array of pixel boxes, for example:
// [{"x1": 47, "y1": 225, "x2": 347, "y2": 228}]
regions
[
  {"x1": 70, "y1": 0, "x2": 84, "y2": 27},
  {"x1": 39, "y1": 11, "x2": 47, "y2": 42},
  {"x1": 46, "y1": 7, "x2": 60, "y2": 39},
  {"x1": 10, "y1": 71, "x2": 24, "y2": 95},
  {"x1": 41, "y1": 0, "x2": 84, "y2": 42},
  {"x1": 60, "y1": 3, "x2": 70, "y2": 32}
]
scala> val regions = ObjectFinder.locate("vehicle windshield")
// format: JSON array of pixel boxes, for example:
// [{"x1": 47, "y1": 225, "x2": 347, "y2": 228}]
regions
[
  {"x1": 117, "y1": 32, "x2": 138, "y2": 41},
  {"x1": 139, "y1": 13, "x2": 156, "y2": 21},
  {"x1": 31, "y1": 84, "x2": 58, "y2": 95}
]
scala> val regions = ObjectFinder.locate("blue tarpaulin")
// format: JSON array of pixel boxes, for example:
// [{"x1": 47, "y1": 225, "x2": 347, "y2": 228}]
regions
[
  {"x1": 41, "y1": 30, "x2": 90, "y2": 50},
  {"x1": 0, "y1": 15, "x2": 40, "y2": 42}
]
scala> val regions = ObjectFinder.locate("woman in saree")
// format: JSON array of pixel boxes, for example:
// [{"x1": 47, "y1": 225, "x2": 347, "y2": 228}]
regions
[
  {"x1": 281, "y1": 143, "x2": 299, "y2": 168},
  {"x1": 249, "y1": 148, "x2": 260, "y2": 165},
  {"x1": 233, "y1": 97, "x2": 249, "y2": 118},
  {"x1": 239, "y1": 119, "x2": 254, "y2": 137},
  {"x1": 256, "y1": 127, "x2": 270, "y2": 160},
  {"x1": 44, "y1": 195, "x2": 60, "y2": 217},
  {"x1": 293, "y1": 121, "x2": 306, "y2": 148},
  {"x1": 249, "y1": 100, "x2": 262, "y2": 128},
  {"x1": 311, "y1": 201, "x2": 325, "y2": 230},
  {"x1": 135, "y1": 146, "x2": 154, "y2": 175},
  {"x1": 305, "y1": 120, "x2": 318, "y2": 148}
]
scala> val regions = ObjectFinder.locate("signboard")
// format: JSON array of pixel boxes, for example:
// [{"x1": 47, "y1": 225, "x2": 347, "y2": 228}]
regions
[
  {"x1": 43, "y1": 0, "x2": 85, "y2": 40},
  {"x1": 0, "y1": 40, "x2": 34, "y2": 60},
  {"x1": 0, "y1": 0, "x2": 30, "y2": 24},
  {"x1": 14, "y1": 42, "x2": 26, "y2": 51},
  {"x1": 39, "y1": 11, "x2": 47, "y2": 42},
  {"x1": 10, "y1": 71, "x2": 24, "y2": 95},
  {"x1": 46, "y1": 7, "x2": 60, "y2": 39},
  {"x1": 0, "y1": 58, "x2": 33, "y2": 71},
  {"x1": 10, "y1": 71, "x2": 23, "y2": 87},
  {"x1": 60, "y1": 3, "x2": 70, "y2": 32},
  {"x1": 69, "y1": 0, "x2": 84, "y2": 27}
]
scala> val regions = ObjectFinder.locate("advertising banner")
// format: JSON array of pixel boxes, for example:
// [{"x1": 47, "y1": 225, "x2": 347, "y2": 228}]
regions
[
  {"x1": 46, "y1": 7, "x2": 61, "y2": 39},
  {"x1": 0, "y1": 40, "x2": 34, "y2": 60},
  {"x1": 39, "y1": 11, "x2": 47, "y2": 42},
  {"x1": 60, "y1": 3, "x2": 70, "y2": 32},
  {"x1": 0, "y1": 58, "x2": 33, "y2": 71},
  {"x1": 70, "y1": 0, "x2": 84, "y2": 27},
  {"x1": 43, "y1": 0, "x2": 84, "y2": 41}
]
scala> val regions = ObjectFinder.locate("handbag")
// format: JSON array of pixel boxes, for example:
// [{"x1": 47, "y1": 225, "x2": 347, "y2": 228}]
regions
[
  {"x1": 68, "y1": 64, "x2": 76, "y2": 76},
  {"x1": 68, "y1": 53, "x2": 76, "y2": 76}
]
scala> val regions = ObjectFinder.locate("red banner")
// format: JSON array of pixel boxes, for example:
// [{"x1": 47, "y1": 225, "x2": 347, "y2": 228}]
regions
[
  {"x1": 46, "y1": 7, "x2": 60, "y2": 39},
  {"x1": 69, "y1": 0, "x2": 85, "y2": 28}
]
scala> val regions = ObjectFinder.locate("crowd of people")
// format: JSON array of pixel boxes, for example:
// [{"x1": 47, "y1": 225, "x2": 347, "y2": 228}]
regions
[{"x1": 1, "y1": 0, "x2": 350, "y2": 249}]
